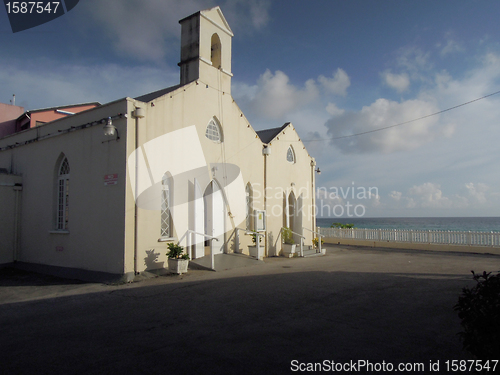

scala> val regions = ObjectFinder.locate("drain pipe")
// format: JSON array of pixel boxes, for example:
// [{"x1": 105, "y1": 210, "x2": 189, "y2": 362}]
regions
[
  {"x1": 262, "y1": 145, "x2": 271, "y2": 256},
  {"x1": 132, "y1": 107, "x2": 145, "y2": 275},
  {"x1": 13, "y1": 184, "x2": 22, "y2": 261}
]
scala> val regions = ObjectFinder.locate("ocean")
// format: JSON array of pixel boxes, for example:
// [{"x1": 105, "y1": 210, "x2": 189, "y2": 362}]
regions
[{"x1": 316, "y1": 217, "x2": 500, "y2": 233}]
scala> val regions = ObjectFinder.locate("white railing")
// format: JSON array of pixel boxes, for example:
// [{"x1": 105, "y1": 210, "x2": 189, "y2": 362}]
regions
[
  {"x1": 303, "y1": 227, "x2": 324, "y2": 254},
  {"x1": 281, "y1": 227, "x2": 306, "y2": 256},
  {"x1": 318, "y1": 227, "x2": 500, "y2": 247},
  {"x1": 178, "y1": 230, "x2": 218, "y2": 270},
  {"x1": 231, "y1": 227, "x2": 265, "y2": 259}
]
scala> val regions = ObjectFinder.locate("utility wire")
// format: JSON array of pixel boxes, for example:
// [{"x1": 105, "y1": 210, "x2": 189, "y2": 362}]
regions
[{"x1": 306, "y1": 90, "x2": 500, "y2": 142}]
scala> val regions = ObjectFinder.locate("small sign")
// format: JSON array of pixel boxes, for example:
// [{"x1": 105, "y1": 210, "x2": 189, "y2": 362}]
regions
[
  {"x1": 104, "y1": 173, "x2": 118, "y2": 186},
  {"x1": 254, "y1": 210, "x2": 266, "y2": 232}
]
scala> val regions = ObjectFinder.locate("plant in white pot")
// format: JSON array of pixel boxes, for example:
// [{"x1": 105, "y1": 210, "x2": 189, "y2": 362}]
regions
[
  {"x1": 166, "y1": 243, "x2": 190, "y2": 274},
  {"x1": 281, "y1": 227, "x2": 296, "y2": 258},
  {"x1": 248, "y1": 231, "x2": 264, "y2": 260}
]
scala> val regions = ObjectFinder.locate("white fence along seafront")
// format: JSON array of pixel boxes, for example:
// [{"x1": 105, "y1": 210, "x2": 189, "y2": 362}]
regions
[{"x1": 318, "y1": 227, "x2": 500, "y2": 247}]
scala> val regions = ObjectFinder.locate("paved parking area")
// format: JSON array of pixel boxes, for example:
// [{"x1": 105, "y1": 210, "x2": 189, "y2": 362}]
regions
[{"x1": 1, "y1": 245, "x2": 499, "y2": 374}]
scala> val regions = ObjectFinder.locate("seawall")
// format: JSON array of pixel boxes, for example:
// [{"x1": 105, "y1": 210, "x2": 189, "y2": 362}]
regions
[{"x1": 323, "y1": 237, "x2": 500, "y2": 256}]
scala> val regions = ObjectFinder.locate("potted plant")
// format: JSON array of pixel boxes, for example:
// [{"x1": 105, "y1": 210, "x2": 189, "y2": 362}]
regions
[
  {"x1": 282, "y1": 227, "x2": 296, "y2": 258},
  {"x1": 312, "y1": 237, "x2": 324, "y2": 248},
  {"x1": 166, "y1": 243, "x2": 190, "y2": 274},
  {"x1": 248, "y1": 231, "x2": 264, "y2": 260}
]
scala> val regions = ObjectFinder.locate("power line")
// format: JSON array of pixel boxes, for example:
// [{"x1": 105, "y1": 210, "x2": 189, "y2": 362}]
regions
[{"x1": 306, "y1": 90, "x2": 500, "y2": 142}]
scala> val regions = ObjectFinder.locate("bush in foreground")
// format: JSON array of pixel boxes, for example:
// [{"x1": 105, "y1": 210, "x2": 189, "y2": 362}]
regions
[{"x1": 455, "y1": 271, "x2": 500, "y2": 359}]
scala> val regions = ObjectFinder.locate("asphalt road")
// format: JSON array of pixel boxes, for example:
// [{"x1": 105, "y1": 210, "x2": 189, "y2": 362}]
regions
[{"x1": 1, "y1": 245, "x2": 499, "y2": 375}]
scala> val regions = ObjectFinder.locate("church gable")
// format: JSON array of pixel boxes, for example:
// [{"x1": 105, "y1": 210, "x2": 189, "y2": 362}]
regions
[{"x1": 200, "y1": 6, "x2": 234, "y2": 37}]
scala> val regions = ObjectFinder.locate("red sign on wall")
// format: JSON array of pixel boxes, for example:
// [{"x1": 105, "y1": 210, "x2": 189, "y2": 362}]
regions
[{"x1": 104, "y1": 174, "x2": 118, "y2": 186}]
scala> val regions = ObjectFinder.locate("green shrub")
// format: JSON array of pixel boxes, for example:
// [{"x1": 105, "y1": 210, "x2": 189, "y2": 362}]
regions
[
  {"x1": 282, "y1": 227, "x2": 294, "y2": 244},
  {"x1": 330, "y1": 222, "x2": 355, "y2": 229},
  {"x1": 250, "y1": 231, "x2": 262, "y2": 244},
  {"x1": 166, "y1": 243, "x2": 189, "y2": 260},
  {"x1": 455, "y1": 271, "x2": 500, "y2": 359}
]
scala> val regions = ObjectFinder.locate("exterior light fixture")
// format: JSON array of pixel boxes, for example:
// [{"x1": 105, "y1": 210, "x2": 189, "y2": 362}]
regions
[
  {"x1": 315, "y1": 167, "x2": 321, "y2": 175},
  {"x1": 103, "y1": 117, "x2": 120, "y2": 140}
]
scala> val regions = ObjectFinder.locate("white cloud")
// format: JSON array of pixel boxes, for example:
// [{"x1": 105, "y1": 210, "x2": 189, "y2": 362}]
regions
[
  {"x1": 381, "y1": 71, "x2": 410, "y2": 92},
  {"x1": 379, "y1": 182, "x2": 500, "y2": 213},
  {"x1": 396, "y1": 46, "x2": 432, "y2": 75},
  {"x1": 465, "y1": 182, "x2": 488, "y2": 204},
  {"x1": 408, "y1": 183, "x2": 452, "y2": 208},
  {"x1": 438, "y1": 32, "x2": 465, "y2": 56},
  {"x1": 222, "y1": 0, "x2": 271, "y2": 30},
  {"x1": 318, "y1": 68, "x2": 350, "y2": 96},
  {"x1": 250, "y1": 70, "x2": 319, "y2": 119},
  {"x1": 235, "y1": 68, "x2": 350, "y2": 121},
  {"x1": 325, "y1": 98, "x2": 453, "y2": 154},
  {"x1": 325, "y1": 103, "x2": 344, "y2": 117},
  {"x1": 326, "y1": 50, "x2": 500, "y2": 155},
  {"x1": 389, "y1": 191, "x2": 402, "y2": 201}
]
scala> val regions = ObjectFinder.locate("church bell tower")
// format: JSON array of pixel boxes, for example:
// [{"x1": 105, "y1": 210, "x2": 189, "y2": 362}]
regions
[{"x1": 178, "y1": 6, "x2": 233, "y2": 94}]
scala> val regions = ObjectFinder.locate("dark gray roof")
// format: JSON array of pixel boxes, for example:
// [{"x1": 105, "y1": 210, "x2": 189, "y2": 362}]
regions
[
  {"x1": 134, "y1": 85, "x2": 182, "y2": 103},
  {"x1": 256, "y1": 123, "x2": 290, "y2": 144}
]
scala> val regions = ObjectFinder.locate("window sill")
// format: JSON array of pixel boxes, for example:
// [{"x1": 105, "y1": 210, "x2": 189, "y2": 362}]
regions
[
  {"x1": 49, "y1": 230, "x2": 70, "y2": 234},
  {"x1": 158, "y1": 237, "x2": 176, "y2": 243}
]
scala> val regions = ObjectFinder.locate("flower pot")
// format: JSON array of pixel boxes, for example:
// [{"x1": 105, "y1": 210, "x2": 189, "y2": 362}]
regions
[
  {"x1": 168, "y1": 258, "x2": 189, "y2": 274},
  {"x1": 282, "y1": 243, "x2": 296, "y2": 258},
  {"x1": 248, "y1": 245, "x2": 264, "y2": 260}
]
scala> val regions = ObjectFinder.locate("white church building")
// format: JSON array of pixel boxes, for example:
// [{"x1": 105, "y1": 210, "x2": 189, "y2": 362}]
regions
[{"x1": 0, "y1": 7, "x2": 318, "y2": 281}]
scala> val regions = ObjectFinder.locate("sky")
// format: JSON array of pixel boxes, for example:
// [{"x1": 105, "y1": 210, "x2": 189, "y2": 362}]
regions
[{"x1": 1, "y1": 0, "x2": 500, "y2": 218}]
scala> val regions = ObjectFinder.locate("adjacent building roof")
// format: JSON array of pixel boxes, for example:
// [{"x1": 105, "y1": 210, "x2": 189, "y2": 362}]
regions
[
  {"x1": 256, "y1": 123, "x2": 290, "y2": 144},
  {"x1": 17, "y1": 102, "x2": 101, "y2": 118}
]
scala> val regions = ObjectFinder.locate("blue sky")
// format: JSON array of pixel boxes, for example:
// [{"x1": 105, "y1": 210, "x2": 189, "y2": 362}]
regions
[{"x1": 2, "y1": 0, "x2": 500, "y2": 218}]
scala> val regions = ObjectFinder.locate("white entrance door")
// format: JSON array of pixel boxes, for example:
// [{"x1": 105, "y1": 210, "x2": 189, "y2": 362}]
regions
[{"x1": 204, "y1": 180, "x2": 225, "y2": 255}]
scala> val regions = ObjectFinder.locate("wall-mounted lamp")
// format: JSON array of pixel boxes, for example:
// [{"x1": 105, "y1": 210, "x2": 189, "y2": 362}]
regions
[
  {"x1": 315, "y1": 167, "x2": 321, "y2": 175},
  {"x1": 103, "y1": 117, "x2": 120, "y2": 141}
]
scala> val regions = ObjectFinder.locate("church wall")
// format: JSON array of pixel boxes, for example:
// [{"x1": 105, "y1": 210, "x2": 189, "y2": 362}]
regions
[
  {"x1": 264, "y1": 126, "x2": 315, "y2": 256},
  {"x1": 128, "y1": 81, "x2": 265, "y2": 271},
  {"x1": 0, "y1": 174, "x2": 22, "y2": 264},
  {"x1": 0, "y1": 100, "x2": 130, "y2": 275}
]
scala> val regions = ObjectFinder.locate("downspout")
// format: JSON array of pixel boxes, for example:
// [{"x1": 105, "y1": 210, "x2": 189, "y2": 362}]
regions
[
  {"x1": 311, "y1": 159, "x2": 316, "y2": 234},
  {"x1": 13, "y1": 184, "x2": 22, "y2": 262},
  {"x1": 132, "y1": 107, "x2": 145, "y2": 275},
  {"x1": 134, "y1": 114, "x2": 139, "y2": 275},
  {"x1": 263, "y1": 145, "x2": 269, "y2": 256}
]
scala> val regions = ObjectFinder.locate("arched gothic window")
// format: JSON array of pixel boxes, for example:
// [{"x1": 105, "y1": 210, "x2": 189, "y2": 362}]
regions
[
  {"x1": 57, "y1": 157, "x2": 70, "y2": 230},
  {"x1": 286, "y1": 145, "x2": 295, "y2": 164},
  {"x1": 205, "y1": 117, "x2": 223, "y2": 143},
  {"x1": 161, "y1": 173, "x2": 173, "y2": 238},
  {"x1": 246, "y1": 183, "x2": 253, "y2": 231}
]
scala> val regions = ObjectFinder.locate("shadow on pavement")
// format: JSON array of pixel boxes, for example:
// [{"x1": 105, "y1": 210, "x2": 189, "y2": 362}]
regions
[{"x1": 0, "y1": 268, "x2": 475, "y2": 375}]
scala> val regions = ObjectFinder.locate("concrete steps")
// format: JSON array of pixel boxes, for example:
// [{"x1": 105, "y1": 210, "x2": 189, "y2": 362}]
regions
[{"x1": 301, "y1": 248, "x2": 324, "y2": 257}]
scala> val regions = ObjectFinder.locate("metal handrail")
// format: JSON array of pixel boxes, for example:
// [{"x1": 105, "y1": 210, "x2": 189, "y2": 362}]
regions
[
  {"x1": 178, "y1": 229, "x2": 218, "y2": 270},
  {"x1": 231, "y1": 227, "x2": 265, "y2": 259},
  {"x1": 281, "y1": 227, "x2": 306, "y2": 239},
  {"x1": 303, "y1": 227, "x2": 324, "y2": 254},
  {"x1": 281, "y1": 227, "x2": 305, "y2": 256}
]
